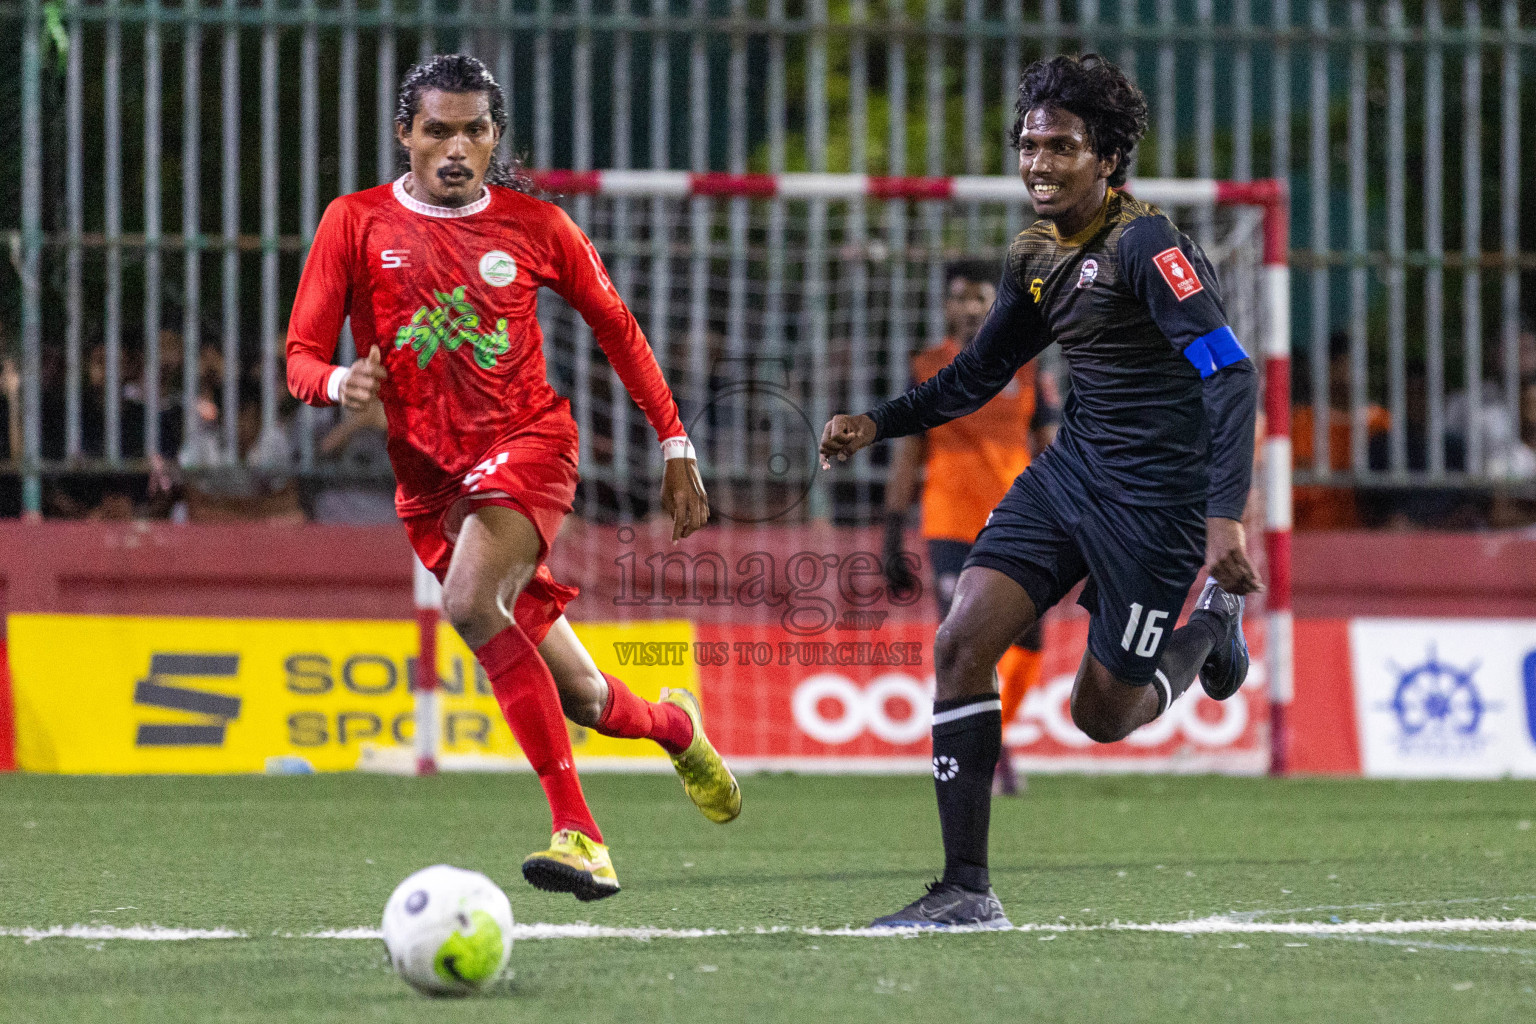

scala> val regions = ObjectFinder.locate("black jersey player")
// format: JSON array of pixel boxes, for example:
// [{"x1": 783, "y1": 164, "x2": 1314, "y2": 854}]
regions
[{"x1": 820, "y1": 54, "x2": 1262, "y2": 929}]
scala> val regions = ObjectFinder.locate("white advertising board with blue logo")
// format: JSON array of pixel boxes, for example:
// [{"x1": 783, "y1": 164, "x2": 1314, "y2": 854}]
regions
[{"x1": 1350, "y1": 618, "x2": 1536, "y2": 779}]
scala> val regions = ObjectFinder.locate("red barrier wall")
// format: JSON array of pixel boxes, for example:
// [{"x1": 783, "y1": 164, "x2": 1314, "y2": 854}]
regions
[
  {"x1": 0, "y1": 521, "x2": 1529, "y2": 624},
  {"x1": 0, "y1": 521, "x2": 415, "y2": 623},
  {"x1": 1292, "y1": 532, "x2": 1536, "y2": 618},
  {"x1": 1287, "y1": 619, "x2": 1361, "y2": 775},
  {"x1": 0, "y1": 521, "x2": 1532, "y2": 772}
]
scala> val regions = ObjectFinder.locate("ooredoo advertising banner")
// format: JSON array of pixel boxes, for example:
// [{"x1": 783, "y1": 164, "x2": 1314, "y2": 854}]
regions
[
  {"x1": 695, "y1": 617, "x2": 1270, "y2": 774},
  {"x1": 1350, "y1": 618, "x2": 1536, "y2": 779}
]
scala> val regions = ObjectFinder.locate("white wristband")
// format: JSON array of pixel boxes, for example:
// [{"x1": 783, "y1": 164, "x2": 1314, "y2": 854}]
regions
[
  {"x1": 326, "y1": 366, "x2": 349, "y2": 404},
  {"x1": 660, "y1": 436, "x2": 696, "y2": 461}
]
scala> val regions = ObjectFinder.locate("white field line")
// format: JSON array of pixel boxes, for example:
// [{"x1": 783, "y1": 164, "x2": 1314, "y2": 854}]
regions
[
  {"x1": 793, "y1": 918, "x2": 1536, "y2": 939},
  {"x1": 8, "y1": 917, "x2": 1536, "y2": 944},
  {"x1": 0, "y1": 925, "x2": 246, "y2": 942},
  {"x1": 1319, "y1": 934, "x2": 1536, "y2": 956},
  {"x1": 1229, "y1": 894, "x2": 1536, "y2": 922}
]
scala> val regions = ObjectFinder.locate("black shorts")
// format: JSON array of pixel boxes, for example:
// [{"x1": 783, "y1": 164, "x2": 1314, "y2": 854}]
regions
[
  {"x1": 965, "y1": 448, "x2": 1205, "y2": 684},
  {"x1": 927, "y1": 541, "x2": 1045, "y2": 653}
]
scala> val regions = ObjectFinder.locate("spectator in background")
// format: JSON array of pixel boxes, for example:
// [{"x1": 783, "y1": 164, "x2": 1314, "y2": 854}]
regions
[
  {"x1": 124, "y1": 327, "x2": 192, "y2": 519},
  {"x1": 1490, "y1": 338, "x2": 1536, "y2": 530},
  {"x1": 122, "y1": 328, "x2": 189, "y2": 465},
  {"x1": 178, "y1": 376, "x2": 305, "y2": 524},
  {"x1": 311, "y1": 398, "x2": 398, "y2": 524},
  {"x1": 1361, "y1": 368, "x2": 1481, "y2": 530},
  {"x1": 1446, "y1": 320, "x2": 1536, "y2": 482},
  {"x1": 0, "y1": 353, "x2": 23, "y2": 517},
  {"x1": 1291, "y1": 331, "x2": 1390, "y2": 530},
  {"x1": 1526, "y1": 375, "x2": 1536, "y2": 451},
  {"x1": 48, "y1": 336, "x2": 158, "y2": 519}
]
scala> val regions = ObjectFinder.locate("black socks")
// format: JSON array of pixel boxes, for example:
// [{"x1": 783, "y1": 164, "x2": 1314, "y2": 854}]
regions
[
  {"x1": 931, "y1": 693, "x2": 1003, "y2": 893},
  {"x1": 1152, "y1": 614, "x2": 1223, "y2": 714},
  {"x1": 927, "y1": 615, "x2": 1222, "y2": 896}
]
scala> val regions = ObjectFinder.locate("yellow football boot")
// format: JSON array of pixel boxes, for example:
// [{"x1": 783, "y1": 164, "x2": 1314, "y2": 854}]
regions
[
  {"x1": 521, "y1": 829, "x2": 621, "y2": 902},
  {"x1": 660, "y1": 687, "x2": 742, "y2": 824}
]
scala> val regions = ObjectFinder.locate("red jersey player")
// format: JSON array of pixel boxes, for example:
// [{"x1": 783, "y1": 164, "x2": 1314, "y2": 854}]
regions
[{"x1": 287, "y1": 55, "x2": 740, "y2": 902}]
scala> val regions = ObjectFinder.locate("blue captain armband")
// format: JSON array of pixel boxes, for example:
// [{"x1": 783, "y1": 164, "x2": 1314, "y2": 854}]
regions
[{"x1": 1183, "y1": 326, "x2": 1248, "y2": 378}]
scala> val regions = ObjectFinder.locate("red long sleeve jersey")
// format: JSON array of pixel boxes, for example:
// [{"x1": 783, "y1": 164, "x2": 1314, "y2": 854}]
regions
[{"x1": 287, "y1": 177, "x2": 687, "y2": 516}]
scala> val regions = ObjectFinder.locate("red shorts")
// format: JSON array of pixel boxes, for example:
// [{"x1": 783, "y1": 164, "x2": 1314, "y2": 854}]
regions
[{"x1": 402, "y1": 442, "x2": 581, "y2": 647}]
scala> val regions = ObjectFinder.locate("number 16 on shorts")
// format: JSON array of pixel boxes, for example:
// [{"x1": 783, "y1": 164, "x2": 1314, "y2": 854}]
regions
[{"x1": 1121, "y1": 603, "x2": 1168, "y2": 658}]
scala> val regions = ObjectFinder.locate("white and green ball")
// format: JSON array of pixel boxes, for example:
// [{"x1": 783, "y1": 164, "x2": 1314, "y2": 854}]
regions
[{"x1": 382, "y1": 864, "x2": 514, "y2": 996}]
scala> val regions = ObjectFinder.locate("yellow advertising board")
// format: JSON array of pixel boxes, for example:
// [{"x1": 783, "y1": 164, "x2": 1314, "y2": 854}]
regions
[{"x1": 9, "y1": 614, "x2": 696, "y2": 774}]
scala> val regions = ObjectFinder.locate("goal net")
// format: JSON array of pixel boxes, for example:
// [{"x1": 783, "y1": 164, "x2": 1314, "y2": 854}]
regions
[
  {"x1": 535, "y1": 174, "x2": 1277, "y2": 526},
  {"x1": 392, "y1": 173, "x2": 1292, "y2": 776}
]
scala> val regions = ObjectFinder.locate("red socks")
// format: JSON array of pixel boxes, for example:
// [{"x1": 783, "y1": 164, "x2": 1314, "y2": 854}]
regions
[
  {"x1": 595, "y1": 673, "x2": 695, "y2": 756},
  {"x1": 475, "y1": 625, "x2": 602, "y2": 842}
]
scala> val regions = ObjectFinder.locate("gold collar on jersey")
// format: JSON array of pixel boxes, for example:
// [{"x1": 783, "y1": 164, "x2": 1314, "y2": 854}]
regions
[{"x1": 1050, "y1": 188, "x2": 1115, "y2": 248}]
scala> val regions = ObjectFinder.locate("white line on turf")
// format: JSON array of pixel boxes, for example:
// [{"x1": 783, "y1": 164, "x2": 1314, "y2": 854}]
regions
[
  {"x1": 1318, "y1": 934, "x2": 1536, "y2": 957},
  {"x1": 8, "y1": 918, "x2": 1536, "y2": 943},
  {"x1": 795, "y1": 919, "x2": 1536, "y2": 939},
  {"x1": 0, "y1": 925, "x2": 246, "y2": 942},
  {"x1": 297, "y1": 925, "x2": 737, "y2": 940},
  {"x1": 1229, "y1": 895, "x2": 1536, "y2": 922}
]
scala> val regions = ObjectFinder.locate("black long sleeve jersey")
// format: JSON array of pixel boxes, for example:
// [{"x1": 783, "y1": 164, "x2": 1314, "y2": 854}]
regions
[{"x1": 867, "y1": 189, "x2": 1258, "y2": 521}]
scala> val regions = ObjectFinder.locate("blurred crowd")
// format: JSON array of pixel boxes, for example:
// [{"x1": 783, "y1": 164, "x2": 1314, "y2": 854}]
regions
[
  {"x1": 0, "y1": 323, "x2": 397, "y2": 525},
  {"x1": 0, "y1": 318, "x2": 1533, "y2": 532},
  {"x1": 1291, "y1": 323, "x2": 1536, "y2": 532}
]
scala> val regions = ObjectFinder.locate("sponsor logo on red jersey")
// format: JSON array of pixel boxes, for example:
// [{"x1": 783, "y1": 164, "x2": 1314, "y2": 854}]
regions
[
  {"x1": 478, "y1": 250, "x2": 516, "y2": 287},
  {"x1": 393, "y1": 285, "x2": 511, "y2": 370},
  {"x1": 1153, "y1": 246, "x2": 1204, "y2": 301}
]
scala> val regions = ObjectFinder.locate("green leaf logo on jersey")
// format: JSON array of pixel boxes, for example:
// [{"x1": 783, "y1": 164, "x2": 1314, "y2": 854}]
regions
[{"x1": 394, "y1": 285, "x2": 512, "y2": 370}]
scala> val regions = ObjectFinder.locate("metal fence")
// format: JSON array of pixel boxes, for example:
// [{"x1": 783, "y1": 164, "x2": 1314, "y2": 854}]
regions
[{"x1": 6, "y1": 0, "x2": 1535, "y2": 520}]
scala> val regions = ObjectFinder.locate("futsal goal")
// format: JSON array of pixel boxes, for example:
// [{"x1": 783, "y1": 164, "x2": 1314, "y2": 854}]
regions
[{"x1": 393, "y1": 172, "x2": 1292, "y2": 777}]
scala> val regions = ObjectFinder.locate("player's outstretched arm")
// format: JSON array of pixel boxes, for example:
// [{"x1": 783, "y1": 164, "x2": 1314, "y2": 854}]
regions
[
  {"x1": 1201, "y1": 361, "x2": 1262, "y2": 594},
  {"x1": 287, "y1": 198, "x2": 361, "y2": 407},
  {"x1": 548, "y1": 208, "x2": 689, "y2": 442},
  {"x1": 818, "y1": 414, "x2": 878, "y2": 468},
  {"x1": 660, "y1": 455, "x2": 709, "y2": 542},
  {"x1": 546, "y1": 209, "x2": 708, "y2": 540},
  {"x1": 1120, "y1": 214, "x2": 1262, "y2": 594},
  {"x1": 1205, "y1": 515, "x2": 1262, "y2": 595},
  {"x1": 860, "y1": 264, "x2": 1047, "y2": 444}
]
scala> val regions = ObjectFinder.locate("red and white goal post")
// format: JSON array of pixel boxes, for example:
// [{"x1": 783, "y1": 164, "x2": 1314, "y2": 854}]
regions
[{"x1": 402, "y1": 172, "x2": 1293, "y2": 776}]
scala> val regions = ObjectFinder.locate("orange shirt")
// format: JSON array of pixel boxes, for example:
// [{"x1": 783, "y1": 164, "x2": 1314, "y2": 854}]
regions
[
  {"x1": 1290, "y1": 404, "x2": 1390, "y2": 530},
  {"x1": 914, "y1": 338, "x2": 1038, "y2": 542}
]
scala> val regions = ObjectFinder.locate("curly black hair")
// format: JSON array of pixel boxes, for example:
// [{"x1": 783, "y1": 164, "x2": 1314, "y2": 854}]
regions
[
  {"x1": 395, "y1": 54, "x2": 532, "y2": 192},
  {"x1": 945, "y1": 260, "x2": 1001, "y2": 291},
  {"x1": 1011, "y1": 53, "x2": 1149, "y2": 189}
]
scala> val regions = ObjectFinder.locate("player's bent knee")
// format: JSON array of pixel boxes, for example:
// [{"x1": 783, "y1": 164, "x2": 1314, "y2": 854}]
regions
[
  {"x1": 932, "y1": 620, "x2": 1001, "y2": 698},
  {"x1": 1069, "y1": 661, "x2": 1143, "y2": 744},
  {"x1": 932, "y1": 623, "x2": 974, "y2": 678},
  {"x1": 441, "y1": 578, "x2": 510, "y2": 645},
  {"x1": 558, "y1": 689, "x2": 605, "y2": 729},
  {"x1": 1069, "y1": 690, "x2": 1134, "y2": 744}
]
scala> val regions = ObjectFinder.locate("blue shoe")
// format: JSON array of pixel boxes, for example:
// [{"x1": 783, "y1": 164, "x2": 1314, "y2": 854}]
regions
[
  {"x1": 870, "y1": 881, "x2": 1012, "y2": 930},
  {"x1": 1192, "y1": 578, "x2": 1249, "y2": 701}
]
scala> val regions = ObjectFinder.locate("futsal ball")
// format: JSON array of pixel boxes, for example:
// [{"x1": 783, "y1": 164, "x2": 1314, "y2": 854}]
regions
[{"x1": 382, "y1": 864, "x2": 514, "y2": 996}]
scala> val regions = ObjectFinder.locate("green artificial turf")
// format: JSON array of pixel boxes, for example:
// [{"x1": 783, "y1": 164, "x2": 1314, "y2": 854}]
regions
[{"x1": 2, "y1": 772, "x2": 1534, "y2": 1023}]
